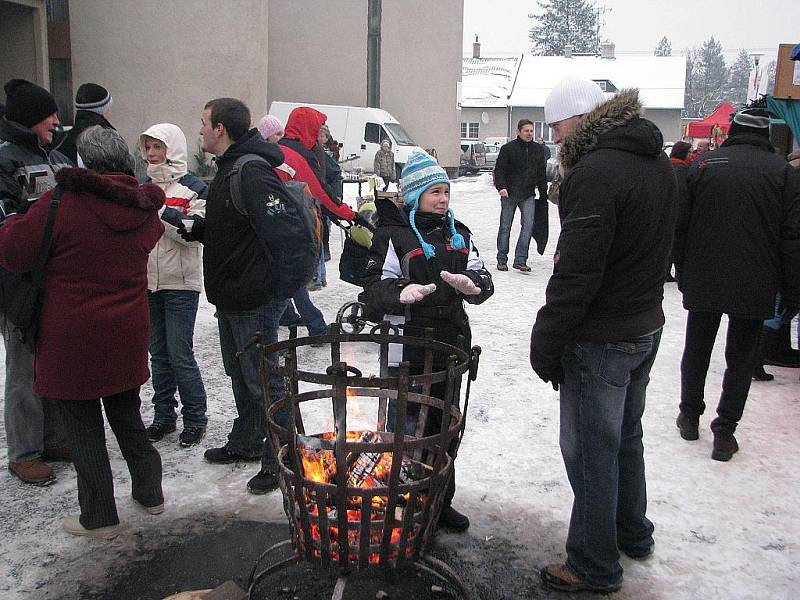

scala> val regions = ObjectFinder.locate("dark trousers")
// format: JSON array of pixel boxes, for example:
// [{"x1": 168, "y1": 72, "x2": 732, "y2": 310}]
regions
[
  {"x1": 679, "y1": 311, "x2": 761, "y2": 433},
  {"x1": 58, "y1": 388, "x2": 163, "y2": 529}
]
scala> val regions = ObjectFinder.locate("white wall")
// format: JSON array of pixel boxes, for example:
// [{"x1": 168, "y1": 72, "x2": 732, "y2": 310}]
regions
[{"x1": 70, "y1": 0, "x2": 269, "y2": 169}]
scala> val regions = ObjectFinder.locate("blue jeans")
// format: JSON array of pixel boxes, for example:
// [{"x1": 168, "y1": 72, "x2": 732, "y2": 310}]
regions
[
  {"x1": 559, "y1": 330, "x2": 662, "y2": 587},
  {"x1": 148, "y1": 290, "x2": 207, "y2": 428},
  {"x1": 496, "y1": 195, "x2": 534, "y2": 265},
  {"x1": 291, "y1": 287, "x2": 328, "y2": 336},
  {"x1": 217, "y1": 298, "x2": 288, "y2": 467},
  {"x1": 313, "y1": 241, "x2": 326, "y2": 286}
]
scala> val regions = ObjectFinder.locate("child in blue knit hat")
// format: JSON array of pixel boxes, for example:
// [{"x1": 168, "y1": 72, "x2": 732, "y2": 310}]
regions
[{"x1": 360, "y1": 150, "x2": 494, "y2": 533}]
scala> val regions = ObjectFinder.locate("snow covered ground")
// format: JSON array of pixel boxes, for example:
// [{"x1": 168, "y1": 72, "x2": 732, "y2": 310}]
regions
[{"x1": 2, "y1": 172, "x2": 799, "y2": 599}]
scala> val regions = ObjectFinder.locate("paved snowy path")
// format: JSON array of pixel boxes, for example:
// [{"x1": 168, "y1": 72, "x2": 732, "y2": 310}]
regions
[{"x1": 1, "y1": 173, "x2": 798, "y2": 599}]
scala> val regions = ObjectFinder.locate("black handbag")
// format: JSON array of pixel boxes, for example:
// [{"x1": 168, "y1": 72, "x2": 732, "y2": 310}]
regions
[{"x1": 0, "y1": 187, "x2": 62, "y2": 351}]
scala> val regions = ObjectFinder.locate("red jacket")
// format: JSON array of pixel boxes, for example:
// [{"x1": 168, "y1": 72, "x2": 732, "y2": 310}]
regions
[{"x1": 0, "y1": 168, "x2": 165, "y2": 399}]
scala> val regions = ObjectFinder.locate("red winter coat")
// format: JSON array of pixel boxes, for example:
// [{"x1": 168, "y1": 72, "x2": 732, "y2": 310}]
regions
[{"x1": 0, "y1": 168, "x2": 165, "y2": 399}]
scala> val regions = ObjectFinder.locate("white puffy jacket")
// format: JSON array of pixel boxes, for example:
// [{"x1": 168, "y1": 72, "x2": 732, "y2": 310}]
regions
[{"x1": 139, "y1": 123, "x2": 205, "y2": 292}]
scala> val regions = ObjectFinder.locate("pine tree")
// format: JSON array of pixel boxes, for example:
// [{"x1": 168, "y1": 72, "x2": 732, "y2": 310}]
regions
[
  {"x1": 528, "y1": 0, "x2": 599, "y2": 56},
  {"x1": 684, "y1": 37, "x2": 728, "y2": 118},
  {"x1": 727, "y1": 50, "x2": 751, "y2": 107},
  {"x1": 654, "y1": 36, "x2": 672, "y2": 57}
]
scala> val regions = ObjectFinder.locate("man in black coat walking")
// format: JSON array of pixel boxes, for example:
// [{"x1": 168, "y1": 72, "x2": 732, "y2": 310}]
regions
[
  {"x1": 674, "y1": 109, "x2": 800, "y2": 461},
  {"x1": 492, "y1": 119, "x2": 547, "y2": 272}
]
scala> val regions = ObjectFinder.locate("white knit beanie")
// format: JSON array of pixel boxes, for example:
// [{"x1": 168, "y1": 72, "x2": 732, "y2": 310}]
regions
[{"x1": 544, "y1": 77, "x2": 606, "y2": 125}]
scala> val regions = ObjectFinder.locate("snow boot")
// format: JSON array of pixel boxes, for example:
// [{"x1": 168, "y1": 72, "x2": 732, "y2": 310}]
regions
[{"x1": 676, "y1": 413, "x2": 699, "y2": 441}]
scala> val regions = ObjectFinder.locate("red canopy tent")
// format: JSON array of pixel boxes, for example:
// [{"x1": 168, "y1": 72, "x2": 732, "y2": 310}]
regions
[{"x1": 687, "y1": 101, "x2": 736, "y2": 138}]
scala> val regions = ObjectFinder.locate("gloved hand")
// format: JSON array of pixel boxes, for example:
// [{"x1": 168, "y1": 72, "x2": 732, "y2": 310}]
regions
[
  {"x1": 535, "y1": 364, "x2": 565, "y2": 391},
  {"x1": 440, "y1": 270, "x2": 480, "y2": 295},
  {"x1": 160, "y1": 206, "x2": 185, "y2": 229},
  {"x1": 353, "y1": 211, "x2": 376, "y2": 232},
  {"x1": 399, "y1": 283, "x2": 436, "y2": 304},
  {"x1": 177, "y1": 214, "x2": 205, "y2": 243}
]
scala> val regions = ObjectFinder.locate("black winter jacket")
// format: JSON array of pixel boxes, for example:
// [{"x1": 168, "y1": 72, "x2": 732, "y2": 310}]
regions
[
  {"x1": 59, "y1": 111, "x2": 115, "y2": 165},
  {"x1": 530, "y1": 90, "x2": 677, "y2": 376},
  {"x1": 674, "y1": 134, "x2": 800, "y2": 318},
  {"x1": 362, "y1": 198, "x2": 493, "y2": 358},
  {"x1": 0, "y1": 117, "x2": 72, "y2": 219},
  {"x1": 493, "y1": 137, "x2": 549, "y2": 254},
  {"x1": 202, "y1": 129, "x2": 290, "y2": 310}
]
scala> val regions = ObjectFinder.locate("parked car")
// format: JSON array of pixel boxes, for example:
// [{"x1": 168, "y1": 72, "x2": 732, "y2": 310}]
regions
[
  {"x1": 483, "y1": 143, "x2": 500, "y2": 170},
  {"x1": 459, "y1": 140, "x2": 487, "y2": 176}
]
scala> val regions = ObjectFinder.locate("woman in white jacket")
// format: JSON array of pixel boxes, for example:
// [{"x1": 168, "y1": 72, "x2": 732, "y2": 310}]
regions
[{"x1": 138, "y1": 123, "x2": 208, "y2": 447}]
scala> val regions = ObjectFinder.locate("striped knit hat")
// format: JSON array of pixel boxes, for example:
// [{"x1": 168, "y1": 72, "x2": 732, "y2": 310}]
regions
[
  {"x1": 75, "y1": 83, "x2": 113, "y2": 115},
  {"x1": 400, "y1": 151, "x2": 463, "y2": 259}
]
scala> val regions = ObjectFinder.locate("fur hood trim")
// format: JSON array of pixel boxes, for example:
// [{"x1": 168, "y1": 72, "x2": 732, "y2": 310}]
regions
[{"x1": 559, "y1": 89, "x2": 642, "y2": 169}]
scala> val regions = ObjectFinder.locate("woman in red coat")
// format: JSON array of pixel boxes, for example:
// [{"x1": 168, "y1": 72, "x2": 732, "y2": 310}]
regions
[{"x1": 0, "y1": 126, "x2": 166, "y2": 539}]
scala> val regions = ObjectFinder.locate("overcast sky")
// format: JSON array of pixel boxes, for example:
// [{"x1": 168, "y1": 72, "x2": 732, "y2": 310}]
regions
[{"x1": 463, "y1": 0, "x2": 799, "y2": 62}]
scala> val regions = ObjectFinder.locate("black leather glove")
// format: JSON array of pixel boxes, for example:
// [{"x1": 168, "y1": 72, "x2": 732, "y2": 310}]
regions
[
  {"x1": 160, "y1": 206, "x2": 185, "y2": 229},
  {"x1": 177, "y1": 214, "x2": 205, "y2": 243},
  {"x1": 353, "y1": 211, "x2": 376, "y2": 232},
  {"x1": 535, "y1": 364, "x2": 565, "y2": 391}
]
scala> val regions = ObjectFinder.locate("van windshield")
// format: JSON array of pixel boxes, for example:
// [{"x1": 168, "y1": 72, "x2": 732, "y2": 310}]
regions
[{"x1": 385, "y1": 123, "x2": 416, "y2": 146}]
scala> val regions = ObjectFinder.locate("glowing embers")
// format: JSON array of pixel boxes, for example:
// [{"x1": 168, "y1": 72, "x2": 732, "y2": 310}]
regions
[{"x1": 292, "y1": 430, "x2": 432, "y2": 565}]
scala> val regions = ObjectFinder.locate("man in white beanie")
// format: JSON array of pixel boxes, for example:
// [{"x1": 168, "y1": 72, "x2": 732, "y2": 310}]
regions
[{"x1": 530, "y1": 78, "x2": 678, "y2": 593}]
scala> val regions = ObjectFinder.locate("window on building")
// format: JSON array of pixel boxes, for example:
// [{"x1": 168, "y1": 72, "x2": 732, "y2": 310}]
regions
[
  {"x1": 460, "y1": 122, "x2": 479, "y2": 139},
  {"x1": 533, "y1": 121, "x2": 554, "y2": 142}
]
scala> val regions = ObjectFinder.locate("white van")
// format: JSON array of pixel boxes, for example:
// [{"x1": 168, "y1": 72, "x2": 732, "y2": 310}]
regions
[{"x1": 268, "y1": 101, "x2": 426, "y2": 175}]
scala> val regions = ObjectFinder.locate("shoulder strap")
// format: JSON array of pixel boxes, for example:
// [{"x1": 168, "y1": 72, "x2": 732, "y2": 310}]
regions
[
  {"x1": 30, "y1": 186, "x2": 61, "y2": 289},
  {"x1": 229, "y1": 153, "x2": 268, "y2": 216}
]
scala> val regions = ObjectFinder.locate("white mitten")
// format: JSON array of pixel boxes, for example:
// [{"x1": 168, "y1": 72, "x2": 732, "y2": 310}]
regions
[
  {"x1": 399, "y1": 283, "x2": 437, "y2": 304},
  {"x1": 440, "y1": 270, "x2": 481, "y2": 295}
]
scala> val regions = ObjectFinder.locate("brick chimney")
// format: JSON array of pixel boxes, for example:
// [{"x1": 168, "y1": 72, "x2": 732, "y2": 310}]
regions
[
  {"x1": 601, "y1": 41, "x2": 615, "y2": 59},
  {"x1": 473, "y1": 35, "x2": 481, "y2": 59}
]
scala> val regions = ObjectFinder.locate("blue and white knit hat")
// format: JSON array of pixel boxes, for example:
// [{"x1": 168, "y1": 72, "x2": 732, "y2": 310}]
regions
[{"x1": 400, "y1": 151, "x2": 464, "y2": 259}]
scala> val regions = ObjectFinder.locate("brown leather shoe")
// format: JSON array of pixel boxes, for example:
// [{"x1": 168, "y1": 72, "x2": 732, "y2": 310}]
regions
[
  {"x1": 9, "y1": 458, "x2": 56, "y2": 486},
  {"x1": 512, "y1": 263, "x2": 531, "y2": 272},
  {"x1": 496, "y1": 263, "x2": 508, "y2": 271}
]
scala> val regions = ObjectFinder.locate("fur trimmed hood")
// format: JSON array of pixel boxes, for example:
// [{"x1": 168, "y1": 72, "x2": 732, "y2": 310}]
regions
[
  {"x1": 559, "y1": 89, "x2": 663, "y2": 169},
  {"x1": 55, "y1": 167, "x2": 165, "y2": 232}
]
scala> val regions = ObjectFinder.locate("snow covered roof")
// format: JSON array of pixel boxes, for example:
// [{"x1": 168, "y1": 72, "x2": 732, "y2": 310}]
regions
[
  {"x1": 461, "y1": 54, "x2": 522, "y2": 108},
  {"x1": 463, "y1": 54, "x2": 686, "y2": 110},
  {"x1": 511, "y1": 55, "x2": 686, "y2": 109}
]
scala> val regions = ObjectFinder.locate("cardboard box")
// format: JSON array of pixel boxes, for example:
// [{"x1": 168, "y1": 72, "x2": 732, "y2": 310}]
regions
[{"x1": 773, "y1": 44, "x2": 800, "y2": 100}]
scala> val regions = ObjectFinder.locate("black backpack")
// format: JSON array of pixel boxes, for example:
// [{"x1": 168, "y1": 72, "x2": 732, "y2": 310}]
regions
[{"x1": 228, "y1": 154, "x2": 321, "y2": 300}]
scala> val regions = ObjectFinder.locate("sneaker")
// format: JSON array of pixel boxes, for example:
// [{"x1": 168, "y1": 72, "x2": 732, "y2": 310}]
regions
[
  {"x1": 132, "y1": 497, "x2": 165, "y2": 515},
  {"x1": 711, "y1": 431, "x2": 739, "y2": 462},
  {"x1": 512, "y1": 263, "x2": 531, "y2": 272},
  {"x1": 146, "y1": 422, "x2": 176, "y2": 442},
  {"x1": 63, "y1": 516, "x2": 120, "y2": 540},
  {"x1": 676, "y1": 413, "x2": 699, "y2": 441},
  {"x1": 204, "y1": 446, "x2": 261, "y2": 464},
  {"x1": 496, "y1": 263, "x2": 508, "y2": 271},
  {"x1": 540, "y1": 563, "x2": 622, "y2": 594},
  {"x1": 179, "y1": 426, "x2": 206, "y2": 447},
  {"x1": 247, "y1": 467, "x2": 280, "y2": 494},
  {"x1": 41, "y1": 446, "x2": 72, "y2": 462},
  {"x1": 9, "y1": 459, "x2": 56, "y2": 486},
  {"x1": 437, "y1": 505, "x2": 470, "y2": 532}
]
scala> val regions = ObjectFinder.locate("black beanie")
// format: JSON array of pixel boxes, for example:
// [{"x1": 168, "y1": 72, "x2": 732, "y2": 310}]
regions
[
  {"x1": 75, "y1": 82, "x2": 112, "y2": 114},
  {"x1": 4, "y1": 79, "x2": 58, "y2": 128}
]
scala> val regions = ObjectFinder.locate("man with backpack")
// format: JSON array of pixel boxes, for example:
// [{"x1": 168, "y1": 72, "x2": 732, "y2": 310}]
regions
[{"x1": 179, "y1": 97, "x2": 316, "y2": 494}]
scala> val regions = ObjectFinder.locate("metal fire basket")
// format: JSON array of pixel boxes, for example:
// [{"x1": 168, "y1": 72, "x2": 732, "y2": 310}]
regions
[{"x1": 246, "y1": 322, "x2": 481, "y2": 600}]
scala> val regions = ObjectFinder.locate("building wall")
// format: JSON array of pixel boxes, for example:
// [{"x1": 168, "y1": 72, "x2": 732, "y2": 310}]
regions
[
  {"x1": 268, "y1": 0, "x2": 462, "y2": 170},
  {"x1": 69, "y1": 0, "x2": 269, "y2": 168},
  {"x1": 267, "y1": 1, "x2": 365, "y2": 107},
  {"x1": 460, "y1": 107, "x2": 509, "y2": 141},
  {"x1": 0, "y1": 1, "x2": 48, "y2": 88},
  {"x1": 642, "y1": 108, "x2": 682, "y2": 144}
]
